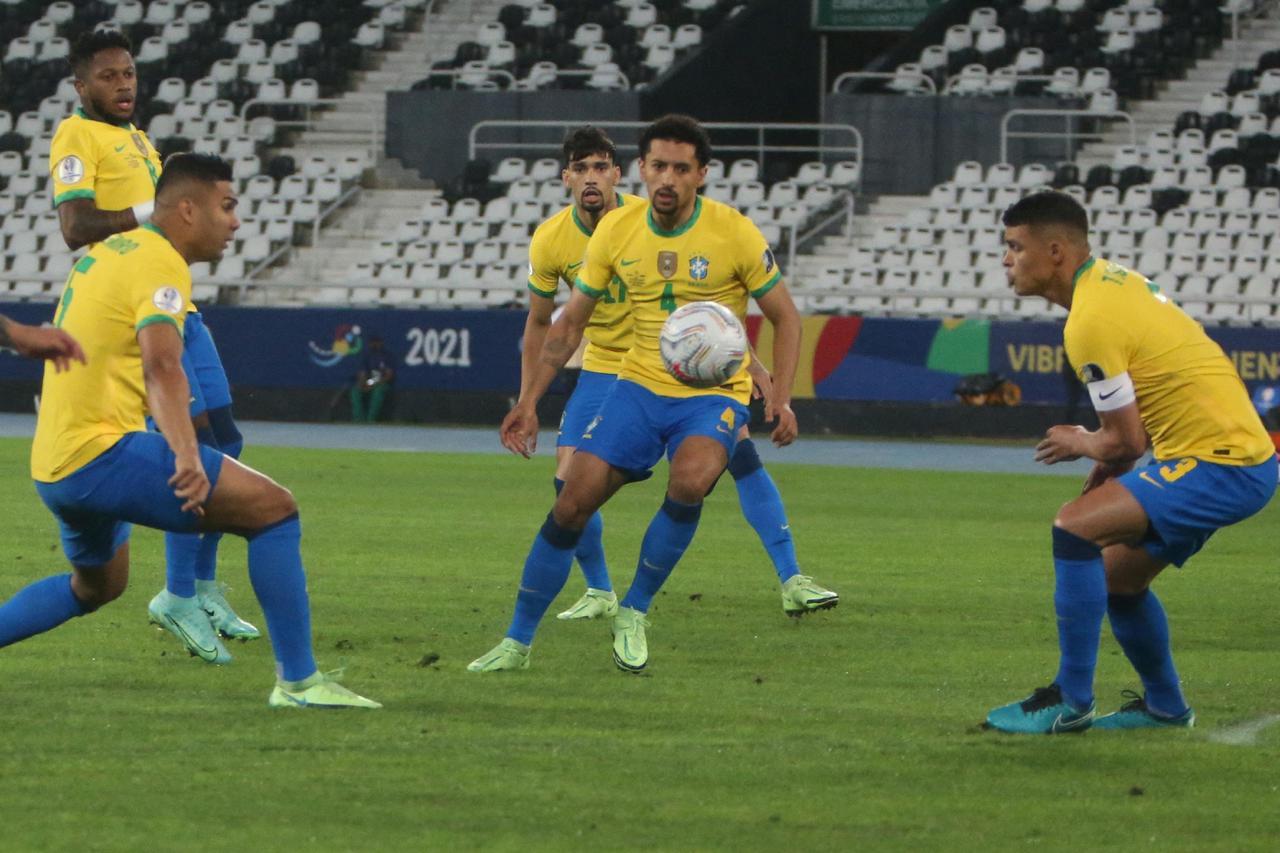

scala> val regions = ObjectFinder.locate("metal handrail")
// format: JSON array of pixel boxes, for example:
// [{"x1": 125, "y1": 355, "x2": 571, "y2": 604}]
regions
[
  {"x1": 1000, "y1": 108, "x2": 1136, "y2": 164},
  {"x1": 468, "y1": 120, "x2": 863, "y2": 174},
  {"x1": 417, "y1": 67, "x2": 518, "y2": 89},
  {"x1": 831, "y1": 70, "x2": 937, "y2": 95},
  {"x1": 943, "y1": 71, "x2": 1058, "y2": 94}
]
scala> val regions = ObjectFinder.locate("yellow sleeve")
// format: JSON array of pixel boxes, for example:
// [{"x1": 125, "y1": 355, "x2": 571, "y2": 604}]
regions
[
  {"x1": 526, "y1": 225, "x2": 561, "y2": 297},
  {"x1": 735, "y1": 213, "x2": 781, "y2": 298},
  {"x1": 575, "y1": 216, "x2": 613, "y2": 298},
  {"x1": 132, "y1": 255, "x2": 192, "y2": 338},
  {"x1": 1064, "y1": 307, "x2": 1133, "y2": 383},
  {"x1": 50, "y1": 121, "x2": 100, "y2": 206}
]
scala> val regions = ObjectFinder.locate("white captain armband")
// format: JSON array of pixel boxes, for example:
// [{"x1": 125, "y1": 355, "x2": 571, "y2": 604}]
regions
[{"x1": 1087, "y1": 371, "x2": 1136, "y2": 412}]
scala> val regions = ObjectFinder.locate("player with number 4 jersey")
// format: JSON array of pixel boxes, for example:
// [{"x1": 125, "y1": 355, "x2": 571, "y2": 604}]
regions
[{"x1": 985, "y1": 190, "x2": 1276, "y2": 735}]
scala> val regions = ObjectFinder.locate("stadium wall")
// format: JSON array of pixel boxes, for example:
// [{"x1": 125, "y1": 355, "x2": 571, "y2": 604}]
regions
[
  {"x1": 2, "y1": 305, "x2": 1277, "y2": 436},
  {"x1": 821, "y1": 95, "x2": 1081, "y2": 195},
  {"x1": 385, "y1": 91, "x2": 642, "y2": 186}
]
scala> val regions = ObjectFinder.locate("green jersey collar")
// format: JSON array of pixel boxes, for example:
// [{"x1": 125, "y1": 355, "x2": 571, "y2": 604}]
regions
[
  {"x1": 75, "y1": 106, "x2": 134, "y2": 130},
  {"x1": 1072, "y1": 257, "x2": 1096, "y2": 287},
  {"x1": 647, "y1": 195, "x2": 701, "y2": 238}
]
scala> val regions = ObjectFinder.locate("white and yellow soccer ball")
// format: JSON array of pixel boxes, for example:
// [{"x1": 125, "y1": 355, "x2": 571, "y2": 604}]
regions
[{"x1": 659, "y1": 301, "x2": 748, "y2": 388}]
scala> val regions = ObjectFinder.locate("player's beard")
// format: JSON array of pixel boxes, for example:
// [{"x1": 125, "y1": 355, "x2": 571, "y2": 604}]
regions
[
  {"x1": 579, "y1": 187, "x2": 605, "y2": 214},
  {"x1": 90, "y1": 91, "x2": 134, "y2": 122}
]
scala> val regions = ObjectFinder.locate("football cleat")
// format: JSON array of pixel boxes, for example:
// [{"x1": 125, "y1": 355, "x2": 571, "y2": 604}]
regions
[
  {"x1": 556, "y1": 588, "x2": 619, "y2": 621},
  {"x1": 985, "y1": 683, "x2": 1095, "y2": 734},
  {"x1": 1093, "y1": 691, "x2": 1195, "y2": 730},
  {"x1": 466, "y1": 638, "x2": 531, "y2": 672},
  {"x1": 611, "y1": 606, "x2": 650, "y2": 673},
  {"x1": 148, "y1": 590, "x2": 231, "y2": 665},
  {"x1": 197, "y1": 581, "x2": 262, "y2": 641},
  {"x1": 781, "y1": 574, "x2": 839, "y2": 617},
  {"x1": 268, "y1": 670, "x2": 382, "y2": 709}
]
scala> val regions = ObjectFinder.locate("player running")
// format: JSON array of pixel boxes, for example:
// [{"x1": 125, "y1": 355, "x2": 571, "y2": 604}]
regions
[
  {"x1": 0, "y1": 154, "x2": 378, "y2": 709},
  {"x1": 471, "y1": 115, "x2": 810, "y2": 673},
  {"x1": 985, "y1": 191, "x2": 1277, "y2": 734},
  {"x1": 51, "y1": 30, "x2": 257, "y2": 662}
]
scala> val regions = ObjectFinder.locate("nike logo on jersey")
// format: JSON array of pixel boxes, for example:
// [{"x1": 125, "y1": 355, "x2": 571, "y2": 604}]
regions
[
  {"x1": 565, "y1": 261, "x2": 582, "y2": 270},
  {"x1": 620, "y1": 258, "x2": 640, "y2": 266},
  {"x1": 1098, "y1": 388, "x2": 1120, "y2": 400},
  {"x1": 114, "y1": 144, "x2": 127, "y2": 152}
]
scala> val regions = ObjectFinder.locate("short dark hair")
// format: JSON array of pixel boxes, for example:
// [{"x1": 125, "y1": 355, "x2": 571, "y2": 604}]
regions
[
  {"x1": 1002, "y1": 190, "x2": 1090, "y2": 237},
  {"x1": 69, "y1": 29, "x2": 132, "y2": 77},
  {"x1": 562, "y1": 126, "x2": 616, "y2": 166},
  {"x1": 155, "y1": 153, "x2": 234, "y2": 200},
  {"x1": 639, "y1": 114, "x2": 712, "y2": 167}
]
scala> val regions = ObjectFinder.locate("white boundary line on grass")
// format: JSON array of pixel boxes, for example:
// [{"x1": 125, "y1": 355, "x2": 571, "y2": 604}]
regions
[{"x1": 1207, "y1": 714, "x2": 1280, "y2": 746}]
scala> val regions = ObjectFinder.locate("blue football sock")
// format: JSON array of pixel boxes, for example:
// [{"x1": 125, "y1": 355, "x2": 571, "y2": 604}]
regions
[
  {"x1": 1051, "y1": 527, "x2": 1107, "y2": 710},
  {"x1": 506, "y1": 513, "x2": 581, "y2": 645},
  {"x1": 620, "y1": 497, "x2": 702, "y2": 613},
  {"x1": 195, "y1": 532, "x2": 221, "y2": 583},
  {"x1": 556, "y1": 478, "x2": 611, "y2": 592},
  {"x1": 0, "y1": 574, "x2": 90, "y2": 647},
  {"x1": 728, "y1": 440, "x2": 799, "y2": 583},
  {"x1": 245, "y1": 514, "x2": 316, "y2": 682},
  {"x1": 1107, "y1": 589, "x2": 1189, "y2": 717},
  {"x1": 164, "y1": 532, "x2": 201, "y2": 598}
]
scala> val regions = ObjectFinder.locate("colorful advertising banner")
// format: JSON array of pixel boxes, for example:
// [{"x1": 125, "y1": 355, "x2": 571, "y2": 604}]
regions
[{"x1": 2, "y1": 304, "x2": 1278, "y2": 406}]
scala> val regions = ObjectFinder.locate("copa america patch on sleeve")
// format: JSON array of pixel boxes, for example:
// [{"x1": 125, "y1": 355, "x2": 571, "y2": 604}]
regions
[
  {"x1": 152, "y1": 286, "x2": 184, "y2": 314},
  {"x1": 56, "y1": 155, "x2": 85, "y2": 184}
]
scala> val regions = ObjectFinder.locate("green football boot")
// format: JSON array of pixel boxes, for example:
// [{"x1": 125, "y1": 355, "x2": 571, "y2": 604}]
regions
[
  {"x1": 1093, "y1": 691, "x2": 1195, "y2": 730},
  {"x1": 196, "y1": 581, "x2": 262, "y2": 641},
  {"x1": 556, "y1": 588, "x2": 619, "y2": 620},
  {"x1": 611, "y1": 606, "x2": 650, "y2": 673},
  {"x1": 466, "y1": 637, "x2": 531, "y2": 672},
  {"x1": 148, "y1": 589, "x2": 231, "y2": 664},
  {"x1": 781, "y1": 574, "x2": 839, "y2": 617},
  {"x1": 268, "y1": 671, "x2": 382, "y2": 709}
]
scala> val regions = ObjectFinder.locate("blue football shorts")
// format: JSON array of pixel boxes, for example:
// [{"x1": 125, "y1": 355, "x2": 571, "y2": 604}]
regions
[
  {"x1": 1117, "y1": 454, "x2": 1278, "y2": 567},
  {"x1": 557, "y1": 369, "x2": 616, "y2": 449},
  {"x1": 575, "y1": 378, "x2": 749, "y2": 480},
  {"x1": 182, "y1": 312, "x2": 233, "y2": 417},
  {"x1": 35, "y1": 432, "x2": 227, "y2": 567}
]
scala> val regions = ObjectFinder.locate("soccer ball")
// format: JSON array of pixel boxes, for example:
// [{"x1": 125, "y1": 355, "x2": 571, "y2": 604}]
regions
[{"x1": 659, "y1": 301, "x2": 748, "y2": 388}]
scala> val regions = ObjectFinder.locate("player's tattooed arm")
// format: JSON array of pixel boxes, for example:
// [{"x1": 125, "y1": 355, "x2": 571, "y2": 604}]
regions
[{"x1": 57, "y1": 198, "x2": 140, "y2": 250}]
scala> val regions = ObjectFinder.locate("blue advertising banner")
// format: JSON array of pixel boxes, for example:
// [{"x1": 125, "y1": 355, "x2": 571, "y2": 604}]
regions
[
  {"x1": 3, "y1": 303, "x2": 1277, "y2": 405},
  {"x1": 0, "y1": 304, "x2": 526, "y2": 392}
]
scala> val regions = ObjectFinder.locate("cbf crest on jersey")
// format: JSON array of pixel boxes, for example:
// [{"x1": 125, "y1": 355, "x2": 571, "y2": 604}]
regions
[
  {"x1": 689, "y1": 255, "x2": 709, "y2": 281},
  {"x1": 131, "y1": 132, "x2": 149, "y2": 157},
  {"x1": 658, "y1": 251, "x2": 677, "y2": 279}
]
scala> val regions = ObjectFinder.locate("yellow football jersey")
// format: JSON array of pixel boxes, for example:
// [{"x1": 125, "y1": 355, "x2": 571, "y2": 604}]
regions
[
  {"x1": 576, "y1": 196, "x2": 781, "y2": 403},
  {"x1": 49, "y1": 108, "x2": 161, "y2": 211},
  {"x1": 1064, "y1": 257, "x2": 1274, "y2": 466},
  {"x1": 32, "y1": 224, "x2": 191, "y2": 482},
  {"x1": 528, "y1": 193, "x2": 643, "y2": 373}
]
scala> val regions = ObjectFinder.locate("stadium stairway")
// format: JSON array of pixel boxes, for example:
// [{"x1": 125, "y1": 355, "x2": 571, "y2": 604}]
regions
[
  {"x1": 1075, "y1": 6, "x2": 1280, "y2": 172},
  {"x1": 256, "y1": 0, "x2": 508, "y2": 302},
  {"x1": 791, "y1": 3, "x2": 1280, "y2": 303}
]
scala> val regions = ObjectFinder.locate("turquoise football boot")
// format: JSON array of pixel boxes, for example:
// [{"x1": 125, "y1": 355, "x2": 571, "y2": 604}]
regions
[
  {"x1": 985, "y1": 684, "x2": 1095, "y2": 734},
  {"x1": 1093, "y1": 691, "x2": 1195, "y2": 730}
]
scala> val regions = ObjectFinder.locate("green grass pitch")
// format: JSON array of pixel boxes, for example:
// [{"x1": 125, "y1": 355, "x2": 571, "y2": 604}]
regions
[{"x1": 0, "y1": 437, "x2": 1277, "y2": 851}]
